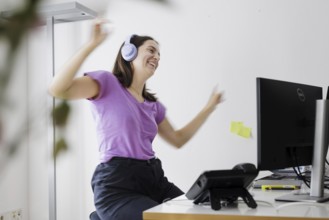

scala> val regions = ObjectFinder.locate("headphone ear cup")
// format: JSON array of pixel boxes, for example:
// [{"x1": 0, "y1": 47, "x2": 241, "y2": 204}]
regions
[{"x1": 121, "y1": 43, "x2": 137, "y2": 61}]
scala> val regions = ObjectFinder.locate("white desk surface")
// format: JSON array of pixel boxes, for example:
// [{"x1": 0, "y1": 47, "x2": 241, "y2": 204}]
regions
[{"x1": 143, "y1": 188, "x2": 329, "y2": 220}]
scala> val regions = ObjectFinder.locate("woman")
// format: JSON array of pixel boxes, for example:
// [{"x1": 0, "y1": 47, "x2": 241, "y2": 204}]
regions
[{"x1": 48, "y1": 19, "x2": 224, "y2": 220}]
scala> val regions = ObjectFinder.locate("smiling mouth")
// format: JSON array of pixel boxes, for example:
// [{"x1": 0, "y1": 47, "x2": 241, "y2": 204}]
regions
[{"x1": 148, "y1": 62, "x2": 157, "y2": 69}]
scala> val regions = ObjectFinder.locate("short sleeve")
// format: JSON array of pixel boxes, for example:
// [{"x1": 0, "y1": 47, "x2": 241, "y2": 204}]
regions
[
  {"x1": 84, "y1": 70, "x2": 116, "y2": 101},
  {"x1": 155, "y1": 101, "x2": 166, "y2": 124}
]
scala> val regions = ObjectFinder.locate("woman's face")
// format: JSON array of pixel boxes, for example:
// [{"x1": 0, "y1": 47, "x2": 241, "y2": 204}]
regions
[{"x1": 132, "y1": 40, "x2": 160, "y2": 78}]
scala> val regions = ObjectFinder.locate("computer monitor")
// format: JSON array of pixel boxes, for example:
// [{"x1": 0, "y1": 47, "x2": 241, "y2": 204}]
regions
[
  {"x1": 257, "y1": 77, "x2": 322, "y2": 171},
  {"x1": 257, "y1": 77, "x2": 329, "y2": 202}
]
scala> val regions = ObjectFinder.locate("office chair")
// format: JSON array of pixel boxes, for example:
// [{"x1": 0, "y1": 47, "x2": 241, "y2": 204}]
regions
[{"x1": 90, "y1": 211, "x2": 101, "y2": 220}]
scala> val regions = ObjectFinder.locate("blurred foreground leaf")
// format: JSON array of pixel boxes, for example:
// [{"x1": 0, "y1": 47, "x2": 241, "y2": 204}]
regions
[
  {"x1": 52, "y1": 100, "x2": 70, "y2": 127},
  {"x1": 0, "y1": 0, "x2": 43, "y2": 166},
  {"x1": 54, "y1": 137, "x2": 68, "y2": 158}
]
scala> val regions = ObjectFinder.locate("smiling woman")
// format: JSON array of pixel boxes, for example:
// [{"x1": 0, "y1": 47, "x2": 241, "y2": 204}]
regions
[
  {"x1": 48, "y1": 18, "x2": 223, "y2": 220},
  {"x1": 1, "y1": 0, "x2": 225, "y2": 219}
]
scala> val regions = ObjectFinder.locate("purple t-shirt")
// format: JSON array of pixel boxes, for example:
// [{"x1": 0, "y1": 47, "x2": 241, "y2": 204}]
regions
[{"x1": 85, "y1": 70, "x2": 166, "y2": 163}]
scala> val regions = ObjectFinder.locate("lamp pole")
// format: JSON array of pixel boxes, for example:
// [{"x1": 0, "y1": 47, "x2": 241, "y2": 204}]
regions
[{"x1": 41, "y1": 3, "x2": 97, "y2": 220}]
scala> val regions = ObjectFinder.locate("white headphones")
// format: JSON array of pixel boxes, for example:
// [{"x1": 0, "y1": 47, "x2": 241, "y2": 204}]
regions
[{"x1": 121, "y1": 35, "x2": 137, "y2": 61}]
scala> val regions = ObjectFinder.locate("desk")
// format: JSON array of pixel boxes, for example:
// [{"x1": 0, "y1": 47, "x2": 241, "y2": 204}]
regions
[{"x1": 143, "y1": 188, "x2": 329, "y2": 220}]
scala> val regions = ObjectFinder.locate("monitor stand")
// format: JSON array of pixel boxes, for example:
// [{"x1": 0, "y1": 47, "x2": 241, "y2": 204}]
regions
[
  {"x1": 276, "y1": 100, "x2": 329, "y2": 203},
  {"x1": 275, "y1": 189, "x2": 329, "y2": 203}
]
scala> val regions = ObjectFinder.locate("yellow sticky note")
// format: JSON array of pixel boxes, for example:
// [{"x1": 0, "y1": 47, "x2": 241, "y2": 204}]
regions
[
  {"x1": 230, "y1": 121, "x2": 252, "y2": 139},
  {"x1": 238, "y1": 126, "x2": 251, "y2": 138},
  {"x1": 230, "y1": 121, "x2": 243, "y2": 133}
]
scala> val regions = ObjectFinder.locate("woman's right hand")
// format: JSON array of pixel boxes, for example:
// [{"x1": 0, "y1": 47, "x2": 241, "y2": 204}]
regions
[
  {"x1": 48, "y1": 18, "x2": 111, "y2": 99},
  {"x1": 89, "y1": 18, "x2": 111, "y2": 47}
]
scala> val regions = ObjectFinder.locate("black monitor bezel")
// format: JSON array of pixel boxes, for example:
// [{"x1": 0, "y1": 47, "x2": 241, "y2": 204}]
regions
[{"x1": 256, "y1": 77, "x2": 323, "y2": 171}]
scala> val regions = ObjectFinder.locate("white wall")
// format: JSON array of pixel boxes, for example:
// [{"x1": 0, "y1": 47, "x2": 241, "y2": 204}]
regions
[
  {"x1": 0, "y1": 39, "x2": 29, "y2": 218},
  {"x1": 3, "y1": 0, "x2": 329, "y2": 220},
  {"x1": 0, "y1": 22, "x2": 58, "y2": 220},
  {"x1": 51, "y1": 0, "x2": 329, "y2": 219},
  {"x1": 26, "y1": 26, "x2": 50, "y2": 220}
]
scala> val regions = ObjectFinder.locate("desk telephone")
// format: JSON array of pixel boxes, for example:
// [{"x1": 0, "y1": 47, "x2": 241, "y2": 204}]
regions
[{"x1": 185, "y1": 163, "x2": 259, "y2": 210}]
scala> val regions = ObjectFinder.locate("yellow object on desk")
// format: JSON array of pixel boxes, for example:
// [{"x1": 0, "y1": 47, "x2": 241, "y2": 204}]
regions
[{"x1": 261, "y1": 185, "x2": 299, "y2": 190}]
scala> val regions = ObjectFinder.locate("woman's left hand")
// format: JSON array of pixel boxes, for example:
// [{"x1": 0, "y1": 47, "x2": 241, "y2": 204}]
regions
[{"x1": 204, "y1": 85, "x2": 224, "y2": 113}]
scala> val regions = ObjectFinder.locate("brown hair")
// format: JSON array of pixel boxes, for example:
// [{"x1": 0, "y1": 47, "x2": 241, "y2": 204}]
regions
[{"x1": 112, "y1": 35, "x2": 157, "y2": 102}]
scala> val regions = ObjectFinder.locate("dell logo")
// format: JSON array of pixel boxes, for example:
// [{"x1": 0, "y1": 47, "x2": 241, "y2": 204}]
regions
[{"x1": 297, "y1": 88, "x2": 305, "y2": 102}]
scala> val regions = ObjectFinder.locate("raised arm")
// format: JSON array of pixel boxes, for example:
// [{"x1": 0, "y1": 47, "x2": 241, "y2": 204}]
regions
[
  {"x1": 158, "y1": 87, "x2": 224, "y2": 148},
  {"x1": 48, "y1": 18, "x2": 110, "y2": 100}
]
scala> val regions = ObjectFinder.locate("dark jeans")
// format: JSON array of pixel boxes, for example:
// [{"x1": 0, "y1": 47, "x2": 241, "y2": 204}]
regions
[{"x1": 91, "y1": 157, "x2": 184, "y2": 220}]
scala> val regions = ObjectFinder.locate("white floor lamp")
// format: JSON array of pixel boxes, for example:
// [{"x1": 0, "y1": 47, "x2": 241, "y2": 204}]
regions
[{"x1": 41, "y1": 3, "x2": 97, "y2": 220}]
